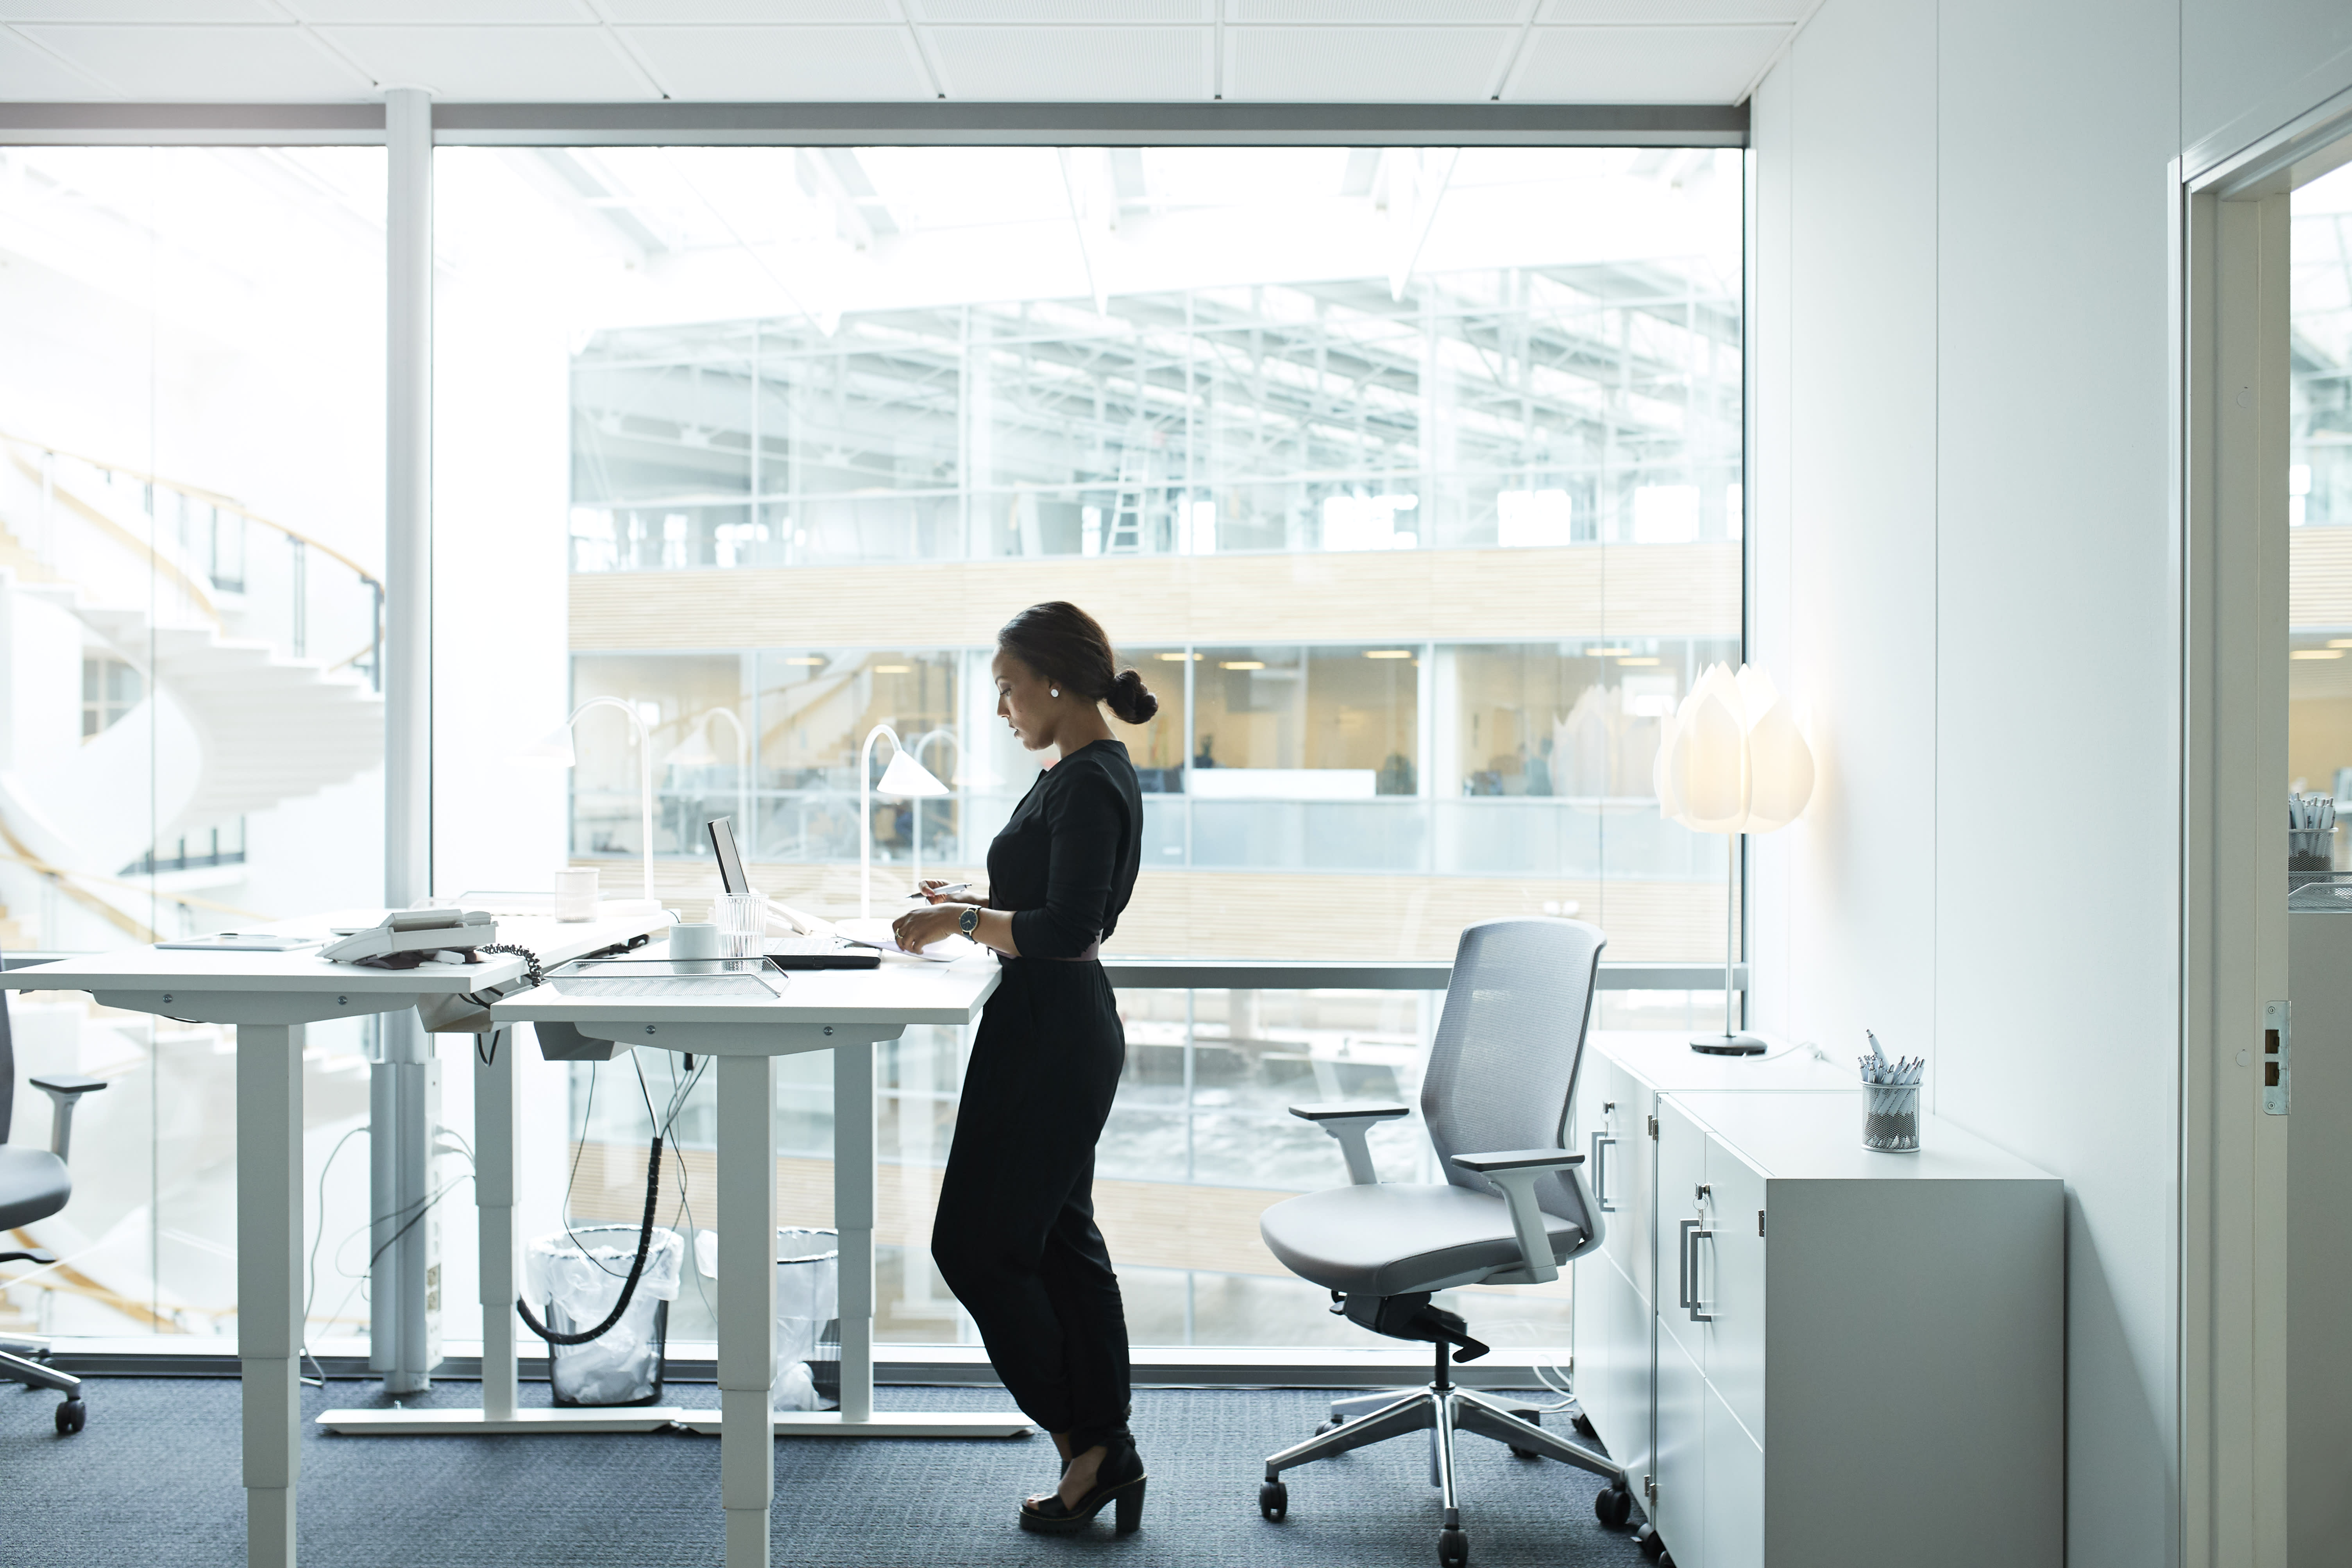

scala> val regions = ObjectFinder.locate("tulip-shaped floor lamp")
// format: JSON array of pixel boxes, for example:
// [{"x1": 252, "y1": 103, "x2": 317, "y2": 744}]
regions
[
  {"x1": 667, "y1": 706, "x2": 751, "y2": 850},
  {"x1": 860, "y1": 722, "x2": 950, "y2": 919},
  {"x1": 1654, "y1": 663, "x2": 1815, "y2": 1055},
  {"x1": 516, "y1": 695, "x2": 655, "y2": 906}
]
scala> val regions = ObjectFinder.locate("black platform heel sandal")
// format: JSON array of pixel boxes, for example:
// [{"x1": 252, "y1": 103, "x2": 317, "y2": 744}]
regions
[{"x1": 1019, "y1": 1435, "x2": 1146, "y2": 1536}]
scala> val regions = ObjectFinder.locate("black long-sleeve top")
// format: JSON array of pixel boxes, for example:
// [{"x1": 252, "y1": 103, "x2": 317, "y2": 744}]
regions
[{"x1": 987, "y1": 739, "x2": 1143, "y2": 959}]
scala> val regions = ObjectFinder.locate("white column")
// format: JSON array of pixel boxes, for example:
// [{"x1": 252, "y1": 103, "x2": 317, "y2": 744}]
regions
[
  {"x1": 238, "y1": 1023, "x2": 304, "y2": 1568},
  {"x1": 717, "y1": 1052, "x2": 778, "y2": 1568},
  {"x1": 475, "y1": 1028, "x2": 518, "y2": 1420},
  {"x1": 834, "y1": 1038, "x2": 876, "y2": 1423},
  {"x1": 377, "y1": 82, "x2": 438, "y2": 1396}
]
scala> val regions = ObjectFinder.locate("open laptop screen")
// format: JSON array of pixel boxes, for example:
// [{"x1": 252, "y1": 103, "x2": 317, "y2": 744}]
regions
[{"x1": 706, "y1": 816, "x2": 750, "y2": 897}]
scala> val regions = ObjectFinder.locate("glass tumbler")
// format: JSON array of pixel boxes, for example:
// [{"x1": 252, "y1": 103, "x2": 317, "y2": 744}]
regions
[
  {"x1": 715, "y1": 892, "x2": 764, "y2": 959},
  {"x1": 554, "y1": 867, "x2": 599, "y2": 922}
]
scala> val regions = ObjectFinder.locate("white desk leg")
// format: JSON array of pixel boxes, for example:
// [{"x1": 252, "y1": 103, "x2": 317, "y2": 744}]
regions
[
  {"x1": 238, "y1": 1023, "x2": 303, "y2": 1568},
  {"x1": 833, "y1": 1038, "x2": 875, "y2": 1424},
  {"x1": 475, "y1": 1028, "x2": 518, "y2": 1422},
  {"x1": 718, "y1": 1053, "x2": 777, "y2": 1568}
]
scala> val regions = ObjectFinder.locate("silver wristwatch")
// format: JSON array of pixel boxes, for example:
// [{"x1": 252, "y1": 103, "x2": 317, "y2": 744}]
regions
[{"x1": 958, "y1": 906, "x2": 980, "y2": 937}]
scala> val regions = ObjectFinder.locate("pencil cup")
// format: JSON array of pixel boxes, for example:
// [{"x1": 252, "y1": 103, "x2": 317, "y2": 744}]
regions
[
  {"x1": 1863, "y1": 1080, "x2": 1923, "y2": 1153},
  {"x1": 714, "y1": 893, "x2": 764, "y2": 959},
  {"x1": 669, "y1": 922, "x2": 720, "y2": 973},
  {"x1": 2290, "y1": 828, "x2": 2334, "y2": 884}
]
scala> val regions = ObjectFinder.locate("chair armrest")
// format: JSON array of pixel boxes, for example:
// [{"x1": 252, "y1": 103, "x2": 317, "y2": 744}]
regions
[
  {"x1": 1289, "y1": 1102, "x2": 1411, "y2": 1185},
  {"x1": 1450, "y1": 1148, "x2": 1583, "y2": 1284},
  {"x1": 30, "y1": 1075, "x2": 107, "y2": 1163}
]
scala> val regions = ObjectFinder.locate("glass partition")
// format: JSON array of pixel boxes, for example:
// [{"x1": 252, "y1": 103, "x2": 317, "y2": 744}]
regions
[
  {"x1": 2292, "y1": 159, "x2": 2352, "y2": 852},
  {"x1": 0, "y1": 147, "x2": 387, "y2": 1344}
]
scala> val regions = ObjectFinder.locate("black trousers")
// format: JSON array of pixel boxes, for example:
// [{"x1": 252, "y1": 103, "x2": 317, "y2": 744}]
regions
[{"x1": 932, "y1": 958, "x2": 1132, "y2": 1448}]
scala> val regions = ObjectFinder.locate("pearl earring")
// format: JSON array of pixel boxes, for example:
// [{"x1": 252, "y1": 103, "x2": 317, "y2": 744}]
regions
[{"x1": 1050, "y1": 687, "x2": 1059, "y2": 698}]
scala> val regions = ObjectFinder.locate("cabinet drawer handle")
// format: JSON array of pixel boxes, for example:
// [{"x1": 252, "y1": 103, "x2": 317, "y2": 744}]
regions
[
  {"x1": 1589, "y1": 1132, "x2": 1617, "y2": 1212},
  {"x1": 1682, "y1": 1219, "x2": 1715, "y2": 1323}
]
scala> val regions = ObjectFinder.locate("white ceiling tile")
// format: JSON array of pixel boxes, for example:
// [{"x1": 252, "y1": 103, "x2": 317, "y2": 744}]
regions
[
  {"x1": 928, "y1": 25, "x2": 1211, "y2": 101},
  {"x1": 1226, "y1": 25, "x2": 1515, "y2": 101},
  {"x1": 600, "y1": 0, "x2": 898, "y2": 19},
  {"x1": 16, "y1": 24, "x2": 374, "y2": 98},
  {"x1": 286, "y1": 0, "x2": 597, "y2": 21},
  {"x1": 0, "y1": 27, "x2": 118, "y2": 96},
  {"x1": 620, "y1": 25, "x2": 933, "y2": 100},
  {"x1": 0, "y1": 2, "x2": 282, "y2": 19},
  {"x1": 1538, "y1": 0, "x2": 1801, "y2": 21},
  {"x1": 1503, "y1": 23, "x2": 1783, "y2": 101},
  {"x1": 914, "y1": 0, "x2": 1209, "y2": 20},
  {"x1": 318, "y1": 23, "x2": 658, "y2": 98},
  {"x1": 1228, "y1": 1, "x2": 1525, "y2": 20}
]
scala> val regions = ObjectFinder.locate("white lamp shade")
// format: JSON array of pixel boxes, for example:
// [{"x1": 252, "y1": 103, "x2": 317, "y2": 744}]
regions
[
  {"x1": 665, "y1": 735, "x2": 723, "y2": 769},
  {"x1": 876, "y1": 749, "x2": 951, "y2": 799},
  {"x1": 1653, "y1": 662, "x2": 1814, "y2": 836},
  {"x1": 513, "y1": 724, "x2": 578, "y2": 767}
]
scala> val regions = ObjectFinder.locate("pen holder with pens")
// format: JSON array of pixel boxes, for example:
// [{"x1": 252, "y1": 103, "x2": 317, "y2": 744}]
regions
[
  {"x1": 1862, "y1": 1078, "x2": 1923, "y2": 1152},
  {"x1": 2289, "y1": 829, "x2": 2334, "y2": 883}
]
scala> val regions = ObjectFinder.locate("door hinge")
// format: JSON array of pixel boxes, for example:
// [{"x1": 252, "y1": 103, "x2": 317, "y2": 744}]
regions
[
  {"x1": 2264, "y1": 1000, "x2": 2290, "y2": 1116},
  {"x1": 1647, "y1": 1114, "x2": 1659, "y2": 1140},
  {"x1": 1643, "y1": 1475, "x2": 1656, "y2": 1499},
  {"x1": 1758, "y1": 1209, "x2": 1766, "y2": 1237}
]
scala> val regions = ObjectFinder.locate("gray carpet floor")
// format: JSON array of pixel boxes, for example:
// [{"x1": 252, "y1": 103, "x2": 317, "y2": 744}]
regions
[{"x1": 5, "y1": 1376, "x2": 1646, "y2": 1566}]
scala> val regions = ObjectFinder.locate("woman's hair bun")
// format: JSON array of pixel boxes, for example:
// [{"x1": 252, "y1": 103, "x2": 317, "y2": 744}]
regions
[{"x1": 1107, "y1": 667, "x2": 1159, "y2": 726}]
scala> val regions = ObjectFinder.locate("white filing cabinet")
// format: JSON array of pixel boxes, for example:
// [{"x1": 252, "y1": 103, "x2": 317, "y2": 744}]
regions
[
  {"x1": 1640, "y1": 1092, "x2": 2063, "y2": 1568},
  {"x1": 1567, "y1": 1033, "x2": 1851, "y2": 1509}
]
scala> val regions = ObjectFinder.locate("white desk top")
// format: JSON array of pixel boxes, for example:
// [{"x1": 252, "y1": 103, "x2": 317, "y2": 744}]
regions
[
  {"x1": 490, "y1": 948, "x2": 1003, "y2": 1029},
  {"x1": 1669, "y1": 1090, "x2": 2059, "y2": 1185},
  {"x1": 1588, "y1": 1031, "x2": 1856, "y2": 1094},
  {"x1": 0, "y1": 910, "x2": 661, "y2": 998}
]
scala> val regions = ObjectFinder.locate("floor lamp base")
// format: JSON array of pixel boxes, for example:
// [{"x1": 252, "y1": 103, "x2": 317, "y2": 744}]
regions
[{"x1": 1690, "y1": 1033, "x2": 1768, "y2": 1057}]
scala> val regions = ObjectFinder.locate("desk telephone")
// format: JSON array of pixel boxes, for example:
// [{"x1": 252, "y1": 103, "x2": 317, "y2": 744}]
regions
[{"x1": 318, "y1": 909, "x2": 497, "y2": 965}]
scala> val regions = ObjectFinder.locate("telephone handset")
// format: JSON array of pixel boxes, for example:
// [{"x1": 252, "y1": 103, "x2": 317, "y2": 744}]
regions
[{"x1": 320, "y1": 908, "x2": 497, "y2": 964}]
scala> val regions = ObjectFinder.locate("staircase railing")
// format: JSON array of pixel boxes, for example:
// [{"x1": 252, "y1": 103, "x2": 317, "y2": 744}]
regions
[{"x1": 0, "y1": 431, "x2": 383, "y2": 690}]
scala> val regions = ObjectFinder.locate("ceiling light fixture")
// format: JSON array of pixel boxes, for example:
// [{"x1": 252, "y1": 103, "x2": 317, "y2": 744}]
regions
[
  {"x1": 1365, "y1": 649, "x2": 1414, "y2": 659},
  {"x1": 1617, "y1": 656, "x2": 1662, "y2": 667},
  {"x1": 2291, "y1": 649, "x2": 2345, "y2": 660},
  {"x1": 1222, "y1": 661, "x2": 1266, "y2": 670}
]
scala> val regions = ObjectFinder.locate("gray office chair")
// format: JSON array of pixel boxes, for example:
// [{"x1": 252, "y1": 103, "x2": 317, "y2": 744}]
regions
[
  {"x1": 0, "y1": 958, "x2": 106, "y2": 1434},
  {"x1": 1255, "y1": 916, "x2": 1633, "y2": 1567}
]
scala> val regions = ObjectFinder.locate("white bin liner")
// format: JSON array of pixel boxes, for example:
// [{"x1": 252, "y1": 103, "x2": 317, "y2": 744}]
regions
[
  {"x1": 696, "y1": 1226, "x2": 839, "y2": 1411},
  {"x1": 526, "y1": 1224, "x2": 685, "y2": 1406}
]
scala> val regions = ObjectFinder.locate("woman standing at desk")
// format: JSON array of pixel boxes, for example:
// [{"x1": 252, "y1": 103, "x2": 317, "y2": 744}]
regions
[{"x1": 892, "y1": 600, "x2": 1152, "y2": 1536}]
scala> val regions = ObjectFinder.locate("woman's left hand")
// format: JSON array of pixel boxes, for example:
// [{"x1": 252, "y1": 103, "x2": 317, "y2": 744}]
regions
[{"x1": 891, "y1": 903, "x2": 964, "y2": 954}]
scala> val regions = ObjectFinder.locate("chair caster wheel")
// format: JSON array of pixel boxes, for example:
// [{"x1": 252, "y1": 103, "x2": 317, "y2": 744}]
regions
[
  {"x1": 1315, "y1": 1420, "x2": 1337, "y2": 1436},
  {"x1": 1637, "y1": 1522, "x2": 1666, "y2": 1561},
  {"x1": 1258, "y1": 1480, "x2": 1288, "y2": 1522},
  {"x1": 1594, "y1": 1484, "x2": 1634, "y2": 1529},
  {"x1": 55, "y1": 1398, "x2": 86, "y2": 1435},
  {"x1": 1510, "y1": 1445, "x2": 1538, "y2": 1459},
  {"x1": 1572, "y1": 1412, "x2": 1599, "y2": 1439},
  {"x1": 1437, "y1": 1526, "x2": 1469, "y2": 1566}
]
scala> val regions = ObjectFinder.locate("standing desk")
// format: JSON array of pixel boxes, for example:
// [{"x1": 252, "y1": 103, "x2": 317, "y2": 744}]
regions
[
  {"x1": 0, "y1": 910, "x2": 659, "y2": 1568},
  {"x1": 460, "y1": 949, "x2": 1029, "y2": 1568}
]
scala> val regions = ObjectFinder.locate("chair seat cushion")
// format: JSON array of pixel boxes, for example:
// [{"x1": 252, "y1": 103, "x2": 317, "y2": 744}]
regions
[
  {"x1": 1259, "y1": 1182, "x2": 1582, "y2": 1297},
  {"x1": 0, "y1": 1146, "x2": 70, "y2": 1231}
]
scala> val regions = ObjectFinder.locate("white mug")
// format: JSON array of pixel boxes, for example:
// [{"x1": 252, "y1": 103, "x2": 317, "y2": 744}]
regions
[{"x1": 669, "y1": 921, "x2": 720, "y2": 971}]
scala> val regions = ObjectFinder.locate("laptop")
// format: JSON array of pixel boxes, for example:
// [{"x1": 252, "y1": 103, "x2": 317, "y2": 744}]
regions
[{"x1": 704, "y1": 816, "x2": 880, "y2": 970}]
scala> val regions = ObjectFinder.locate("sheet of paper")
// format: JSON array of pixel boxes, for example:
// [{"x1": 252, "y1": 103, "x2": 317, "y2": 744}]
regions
[{"x1": 830, "y1": 918, "x2": 978, "y2": 963}]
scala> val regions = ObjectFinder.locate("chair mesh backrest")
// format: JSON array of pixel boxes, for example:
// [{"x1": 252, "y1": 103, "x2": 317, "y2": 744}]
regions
[{"x1": 1420, "y1": 917, "x2": 1606, "y2": 1224}]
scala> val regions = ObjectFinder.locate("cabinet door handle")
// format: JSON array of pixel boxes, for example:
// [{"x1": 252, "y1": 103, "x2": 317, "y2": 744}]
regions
[
  {"x1": 1683, "y1": 1221, "x2": 1715, "y2": 1323},
  {"x1": 1589, "y1": 1132, "x2": 1617, "y2": 1212},
  {"x1": 1676, "y1": 1217, "x2": 1698, "y2": 1311}
]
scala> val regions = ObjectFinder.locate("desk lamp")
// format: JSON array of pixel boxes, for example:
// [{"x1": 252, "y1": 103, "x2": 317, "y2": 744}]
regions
[
  {"x1": 1653, "y1": 663, "x2": 1814, "y2": 1055},
  {"x1": 860, "y1": 722, "x2": 950, "y2": 918},
  {"x1": 667, "y1": 707, "x2": 751, "y2": 855},
  {"x1": 518, "y1": 696, "x2": 656, "y2": 908}
]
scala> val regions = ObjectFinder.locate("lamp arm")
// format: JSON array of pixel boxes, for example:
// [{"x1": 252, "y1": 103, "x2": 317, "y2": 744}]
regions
[{"x1": 860, "y1": 723, "x2": 905, "y2": 920}]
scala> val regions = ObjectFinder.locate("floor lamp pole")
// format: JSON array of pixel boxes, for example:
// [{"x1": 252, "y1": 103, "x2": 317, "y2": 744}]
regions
[{"x1": 1693, "y1": 830, "x2": 1764, "y2": 1055}]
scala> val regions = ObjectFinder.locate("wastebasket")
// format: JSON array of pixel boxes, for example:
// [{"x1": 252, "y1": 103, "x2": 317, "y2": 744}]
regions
[
  {"x1": 696, "y1": 1226, "x2": 840, "y2": 1411},
  {"x1": 526, "y1": 1224, "x2": 685, "y2": 1407}
]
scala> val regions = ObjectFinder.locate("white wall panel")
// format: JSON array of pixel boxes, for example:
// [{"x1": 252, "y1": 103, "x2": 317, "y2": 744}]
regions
[
  {"x1": 1764, "y1": 0, "x2": 1939, "y2": 1074},
  {"x1": 622, "y1": 25, "x2": 934, "y2": 100},
  {"x1": 928, "y1": 24, "x2": 1211, "y2": 100},
  {"x1": 1540, "y1": 0, "x2": 1801, "y2": 19},
  {"x1": 2182, "y1": 0, "x2": 2352, "y2": 173},
  {"x1": 287, "y1": 0, "x2": 597, "y2": 21},
  {"x1": 598, "y1": 0, "x2": 897, "y2": 18},
  {"x1": 1229, "y1": 0, "x2": 1524, "y2": 19},
  {"x1": 1503, "y1": 23, "x2": 1784, "y2": 102},
  {"x1": 321, "y1": 25, "x2": 660, "y2": 99},
  {"x1": 14, "y1": 24, "x2": 374, "y2": 98},
  {"x1": 1225, "y1": 23, "x2": 1515, "y2": 101},
  {"x1": 0, "y1": 2, "x2": 281, "y2": 18},
  {"x1": 919, "y1": 0, "x2": 1211, "y2": 19}
]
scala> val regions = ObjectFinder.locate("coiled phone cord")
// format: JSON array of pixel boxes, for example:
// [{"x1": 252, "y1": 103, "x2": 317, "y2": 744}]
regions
[{"x1": 517, "y1": 1134, "x2": 664, "y2": 1347}]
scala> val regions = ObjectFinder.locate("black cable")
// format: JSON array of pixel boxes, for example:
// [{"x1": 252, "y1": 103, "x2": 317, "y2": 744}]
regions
[{"x1": 516, "y1": 1135, "x2": 663, "y2": 1347}]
